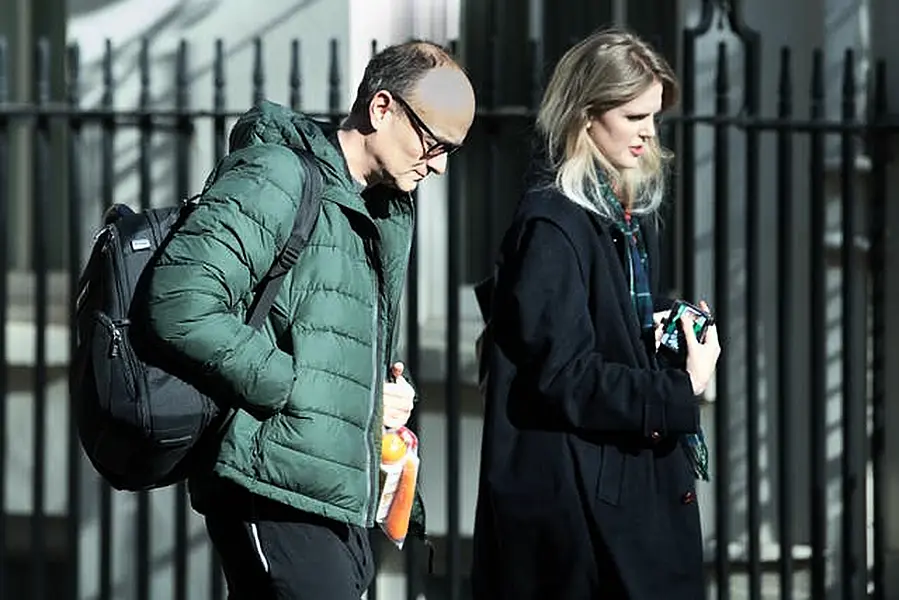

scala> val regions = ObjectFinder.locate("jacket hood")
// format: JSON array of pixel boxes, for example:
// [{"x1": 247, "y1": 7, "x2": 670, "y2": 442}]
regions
[{"x1": 227, "y1": 100, "x2": 361, "y2": 197}]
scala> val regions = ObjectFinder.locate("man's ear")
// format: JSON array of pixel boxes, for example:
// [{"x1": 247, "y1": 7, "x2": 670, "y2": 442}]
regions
[{"x1": 368, "y1": 90, "x2": 393, "y2": 131}]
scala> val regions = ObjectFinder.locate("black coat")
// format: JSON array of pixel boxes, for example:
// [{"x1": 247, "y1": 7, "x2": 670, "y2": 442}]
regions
[{"x1": 471, "y1": 179, "x2": 705, "y2": 600}]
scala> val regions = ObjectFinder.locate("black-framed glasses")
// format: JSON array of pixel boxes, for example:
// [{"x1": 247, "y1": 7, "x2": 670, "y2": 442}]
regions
[{"x1": 392, "y1": 94, "x2": 462, "y2": 159}]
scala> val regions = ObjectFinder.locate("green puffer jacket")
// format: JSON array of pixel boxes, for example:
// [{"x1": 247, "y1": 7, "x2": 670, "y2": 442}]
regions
[{"x1": 144, "y1": 100, "x2": 421, "y2": 531}]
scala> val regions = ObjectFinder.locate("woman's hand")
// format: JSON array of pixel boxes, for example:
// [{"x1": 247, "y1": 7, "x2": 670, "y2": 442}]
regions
[
  {"x1": 652, "y1": 311, "x2": 668, "y2": 350},
  {"x1": 683, "y1": 300, "x2": 721, "y2": 396}
]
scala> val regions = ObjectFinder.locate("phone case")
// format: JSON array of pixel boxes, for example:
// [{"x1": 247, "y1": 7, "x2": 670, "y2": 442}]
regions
[{"x1": 657, "y1": 301, "x2": 713, "y2": 364}]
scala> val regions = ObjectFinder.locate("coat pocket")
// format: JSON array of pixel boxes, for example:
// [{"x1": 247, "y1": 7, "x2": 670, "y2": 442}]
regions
[{"x1": 596, "y1": 445, "x2": 625, "y2": 506}]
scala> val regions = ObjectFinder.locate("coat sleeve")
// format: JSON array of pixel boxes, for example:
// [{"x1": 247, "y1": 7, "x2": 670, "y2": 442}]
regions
[
  {"x1": 494, "y1": 217, "x2": 699, "y2": 437},
  {"x1": 142, "y1": 144, "x2": 306, "y2": 417}
]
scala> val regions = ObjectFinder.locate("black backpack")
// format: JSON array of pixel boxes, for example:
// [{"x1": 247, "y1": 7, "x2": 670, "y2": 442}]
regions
[{"x1": 71, "y1": 149, "x2": 323, "y2": 491}]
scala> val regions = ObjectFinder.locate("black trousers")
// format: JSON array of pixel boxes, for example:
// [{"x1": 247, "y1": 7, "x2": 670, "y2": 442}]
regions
[{"x1": 203, "y1": 482, "x2": 375, "y2": 600}]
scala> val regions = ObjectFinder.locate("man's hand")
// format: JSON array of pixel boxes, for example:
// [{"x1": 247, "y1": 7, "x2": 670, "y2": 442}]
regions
[{"x1": 383, "y1": 362, "x2": 415, "y2": 429}]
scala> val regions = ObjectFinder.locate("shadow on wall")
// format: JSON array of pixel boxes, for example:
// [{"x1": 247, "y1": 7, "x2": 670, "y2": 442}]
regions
[
  {"x1": 69, "y1": 0, "x2": 327, "y2": 257},
  {"x1": 69, "y1": 0, "x2": 227, "y2": 23},
  {"x1": 73, "y1": 0, "x2": 323, "y2": 99}
]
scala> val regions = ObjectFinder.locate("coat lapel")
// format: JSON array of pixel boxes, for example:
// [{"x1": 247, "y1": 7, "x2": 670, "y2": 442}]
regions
[{"x1": 584, "y1": 210, "x2": 646, "y2": 351}]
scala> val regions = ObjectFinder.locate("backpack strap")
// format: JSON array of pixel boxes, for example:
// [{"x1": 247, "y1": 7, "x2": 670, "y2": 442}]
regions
[
  {"x1": 246, "y1": 149, "x2": 324, "y2": 329},
  {"x1": 207, "y1": 149, "x2": 323, "y2": 430}
]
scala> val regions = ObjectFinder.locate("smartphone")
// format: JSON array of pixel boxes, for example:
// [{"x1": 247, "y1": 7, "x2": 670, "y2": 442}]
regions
[{"x1": 658, "y1": 300, "x2": 713, "y2": 357}]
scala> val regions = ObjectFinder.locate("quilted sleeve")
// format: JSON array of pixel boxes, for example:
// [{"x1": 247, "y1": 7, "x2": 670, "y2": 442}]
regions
[{"x1": 142, "y1": 144, "x2": 307, "y2": 417}]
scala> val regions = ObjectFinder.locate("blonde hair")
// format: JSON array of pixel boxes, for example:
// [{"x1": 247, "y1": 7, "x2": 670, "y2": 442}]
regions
[{"x1": 536, "y1": 28, "x2": 679, "y2": 218}]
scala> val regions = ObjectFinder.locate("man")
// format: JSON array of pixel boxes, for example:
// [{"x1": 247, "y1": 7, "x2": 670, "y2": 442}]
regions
[{"x1": 139, "y1": 41, "x2": 476, "y2": 598}]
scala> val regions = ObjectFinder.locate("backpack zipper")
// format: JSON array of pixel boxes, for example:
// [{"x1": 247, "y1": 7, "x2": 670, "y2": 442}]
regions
[
  {"x1": 101, "y1": 226, "x2": 132, "y2": 318},
  {"x1": 109, "y1": 326, "x2": 122, "y2": 358},
  {"x1": 100, "y1": 224, "x2": 150, "y2": 436},
  {"x1": 96, "y1": 312, "x2": 137, "y2": 401}
]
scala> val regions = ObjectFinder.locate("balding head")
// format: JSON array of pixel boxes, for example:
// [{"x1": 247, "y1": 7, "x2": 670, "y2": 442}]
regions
[
  {"x1": 351, "y1": 41, "x2": 464, "y2": 118},
  {"x1": 344, "y1": 40, "x2": 477, "y2": 193},
  {"x1": 407, "y1": 65, "x2": 476, "y2": 146}
]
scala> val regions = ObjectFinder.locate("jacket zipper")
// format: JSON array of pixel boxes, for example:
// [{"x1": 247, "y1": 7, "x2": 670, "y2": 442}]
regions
[
  {"x1": 368, "y1": 200, "x2": 413, "y2": 523},
  {"x1": 363, "y1": 236, "x2": 382, "y2": 524}
]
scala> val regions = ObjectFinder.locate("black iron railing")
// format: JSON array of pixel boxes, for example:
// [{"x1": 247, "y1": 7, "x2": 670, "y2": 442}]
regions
[{"x1": 0, "y1": 6, "x2": 896, "y2": 599}]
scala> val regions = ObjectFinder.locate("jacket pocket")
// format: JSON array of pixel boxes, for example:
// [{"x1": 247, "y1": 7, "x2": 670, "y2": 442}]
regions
[
  {"x1": 596, "y1": 445, "x2": 625, "y2": 506},
  {"x1": 252, "y1": 413, "x2": 280, "y2": 477}
]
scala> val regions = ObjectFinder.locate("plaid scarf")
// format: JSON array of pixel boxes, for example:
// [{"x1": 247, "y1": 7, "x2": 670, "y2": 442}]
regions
[{"x1": 600, "y1": 175, "x2": 710, "y2": 482}]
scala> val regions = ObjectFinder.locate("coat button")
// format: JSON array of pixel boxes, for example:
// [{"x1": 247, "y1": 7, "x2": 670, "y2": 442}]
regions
[
  {"x1": 650, "y1": 430, "x2": 661, "y2": 441},
  {"x1": 681, "y1": 491, "x2": 696, "y2": 505}
]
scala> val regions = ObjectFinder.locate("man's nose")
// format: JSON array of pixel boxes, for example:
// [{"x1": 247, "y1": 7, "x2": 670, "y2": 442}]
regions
[{"x1": 426, "y1": 152, "x2": 448, "y2": 175}]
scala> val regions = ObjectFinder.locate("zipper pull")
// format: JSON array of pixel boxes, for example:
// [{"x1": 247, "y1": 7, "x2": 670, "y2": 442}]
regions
[{"x1": 109, "y1": 328, "x2": 122, "y2": 358}]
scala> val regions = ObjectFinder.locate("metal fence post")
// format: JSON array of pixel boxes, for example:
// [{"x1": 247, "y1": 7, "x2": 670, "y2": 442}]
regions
[
  {"x1": 173, "y1": 38, "x2": 192, "y2": 600},
  {"x1": 64, "y1": 39, "x2": 82, "y2": 600},
  {"x1": 712, "y1": 40, "x2": 732, "y2": 600},
  {"x1": 30, "y1": 36, "x2": 51, "y2": 600},
  {"x1": 0, "y1": 34, "x2": 8, "y2": 600}
]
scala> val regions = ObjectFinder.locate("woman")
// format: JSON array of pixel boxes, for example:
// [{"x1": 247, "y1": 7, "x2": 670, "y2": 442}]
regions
[{"x1": 471, "y1": 29, "x2": 721, "y2": 600}]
